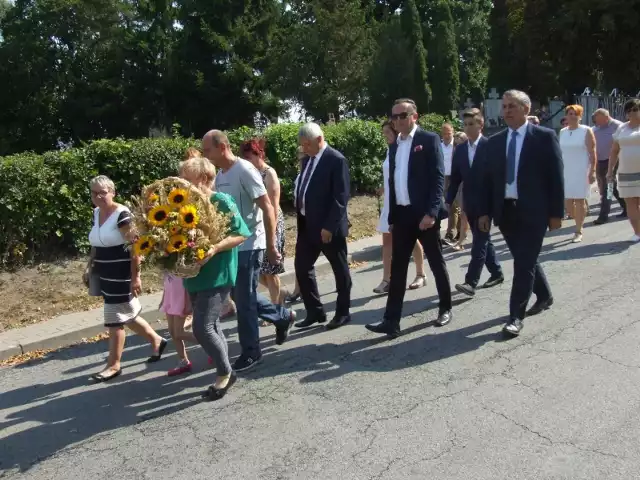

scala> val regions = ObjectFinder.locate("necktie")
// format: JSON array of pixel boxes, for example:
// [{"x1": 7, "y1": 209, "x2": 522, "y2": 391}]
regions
[
  {"x1": 296, "y1": 156, "x2": 315, "y2": 212},
  {"x1": 506, "y1": 131, "x2": 518, "y2": 184}
]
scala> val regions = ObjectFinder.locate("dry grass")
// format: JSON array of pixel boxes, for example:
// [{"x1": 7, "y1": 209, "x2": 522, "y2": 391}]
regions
[{"x1": 0, "y1": 196, "x2": 380, "y2": 332}]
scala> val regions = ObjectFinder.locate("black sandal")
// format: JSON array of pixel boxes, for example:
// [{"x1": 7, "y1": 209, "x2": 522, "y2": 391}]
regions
[
  {"x1": 91, "y1": 368, "x2": 122, "y2": 382},
  {"x1": 201, "y1": 372, "x2": 237, "y2": 401},
  {"x1": 147, "y1": 338, "x2": 168, "y2": 363}
]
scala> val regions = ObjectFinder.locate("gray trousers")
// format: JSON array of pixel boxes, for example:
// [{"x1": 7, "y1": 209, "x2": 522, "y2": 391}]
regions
[{"x1": 190, "y1": 287, "x2": 232, "y2": 376}]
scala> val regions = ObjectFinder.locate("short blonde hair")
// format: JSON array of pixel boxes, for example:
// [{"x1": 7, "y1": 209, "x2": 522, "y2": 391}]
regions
[
  {"x1": 89, "y1": 175, "x2": 115, "y2": 192},
  {"x1": 183, "y1": 147, "x2": 202, "y2": 161},
  {"x1": 565, "y1": 104, "x2": 584, "y2": 117},
  {"x1": 179, "y1": 157, "x2": 216, "y2": 183}
]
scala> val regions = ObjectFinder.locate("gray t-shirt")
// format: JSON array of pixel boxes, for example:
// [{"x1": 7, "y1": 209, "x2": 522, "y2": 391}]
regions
[{"x1": 214, "y1": 158, "x2": 267, "y2": 251}]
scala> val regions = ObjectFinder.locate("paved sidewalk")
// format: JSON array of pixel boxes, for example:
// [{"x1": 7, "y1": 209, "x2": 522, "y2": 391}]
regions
[{"x1": 0, "y1": 234, "x2": 385, "y2": 360}]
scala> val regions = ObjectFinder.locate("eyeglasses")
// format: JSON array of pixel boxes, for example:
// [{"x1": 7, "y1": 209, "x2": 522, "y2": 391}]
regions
[
  {"x1": 91, "y1": 190, "x2": 110, "y2": 198},
  {"x1": 390, "y1": 112, "x2": 411, "y2": 120}
]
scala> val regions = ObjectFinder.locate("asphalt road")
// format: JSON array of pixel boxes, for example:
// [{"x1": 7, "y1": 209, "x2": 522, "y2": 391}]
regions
[{"x1": 2, "y1": 206, "x2": 640, "y2": 480}]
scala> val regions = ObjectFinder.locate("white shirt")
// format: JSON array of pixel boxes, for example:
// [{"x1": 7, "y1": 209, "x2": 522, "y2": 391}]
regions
[
  {"x1": 394, "y1": 124, "x2": 417, "y2": 206},
  {"x1": 294, "y1": 143, "x2": 327, "y2": 215},
  {"x1": 467, "y1": 135, "x2": 483, "y2": 166},
  {"x1": 441, "y1": 141, "x2": 454, "y2": 175},
  {"x1": 505, "y1": 122, "x2": 528, "y2": 199}
]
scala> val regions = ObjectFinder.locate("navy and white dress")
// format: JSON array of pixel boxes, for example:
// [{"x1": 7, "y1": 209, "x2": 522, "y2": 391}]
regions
[{"x1": 89, "y1": 205, "x2": 141, "y2": 327}]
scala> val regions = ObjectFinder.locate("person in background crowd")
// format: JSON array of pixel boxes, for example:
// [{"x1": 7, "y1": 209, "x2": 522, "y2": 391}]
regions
[
  {"x1": 447, "y1": 109, "x2": 504, "y2": 297},
  {"x1": 441, "y1": 123, "x2": 460, "y2": 244},
  {"x1": 366, "y1": 98, "x2": 452, "y2": 338},
  {"x1": 85, "y1": 175, "x2": 167, "y2": 382},
  {"x1": 451, "y1": 131, "x2": 469, "y2": 250},
  {"x1": 478, "y1": 90, "x2": 564, "y2": 337},
  {"x1": 528, "y1": 116, "x2": 541, "y2": 125},
  {"x1": 559, "y1": 104, "x2": 597, "y2": 242},
  {"x1": 607, "y1": 98, "x2": 640, "y2": 243},
  {"x1": 293, "y1": 123, "x2": 353, "y2": 331},
  {"x1": 204, "y1": 130, "x2": 296, "y2": 372},
  {"x1": 592, "y1": 108, "x2": 625, "y2": 224},
  {"x1": 240, "y1": 138, "x2": 286, "y2": 306},
  {"x1": 374, "y1": 119, "x2": 426, "y2": 295},
  {"x1": 183, "y1": 147, "x2": 203, "y2": 162},
  {"x1": 180, "y1": 157, "x2": 251, "y2": 400},
  {"x1": 560, "y1": 117, "x2": 568, "y2": 128}
]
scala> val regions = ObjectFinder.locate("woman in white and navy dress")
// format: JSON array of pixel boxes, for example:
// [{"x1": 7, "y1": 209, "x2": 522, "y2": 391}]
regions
[
  {"x1": 85, "y1": 175, "x2": 168, "y2": 382},
  {"x1": 373, "y1": 120, "x2": 426, "y2": 294}
]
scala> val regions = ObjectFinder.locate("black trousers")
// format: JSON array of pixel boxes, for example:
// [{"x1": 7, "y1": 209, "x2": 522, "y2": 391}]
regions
[
  {"x1": 499, "y1": 200, "x2": 551, "y2": 320},
  {"x1": 596, "y1": 160, "x2": 626, "y2": 219},
  {"x1": 294, "y1": 217, "x2": 352, "y2": 320},
  {"x1": 385, "y1": 205, "x2": 452, "y2": 325}
]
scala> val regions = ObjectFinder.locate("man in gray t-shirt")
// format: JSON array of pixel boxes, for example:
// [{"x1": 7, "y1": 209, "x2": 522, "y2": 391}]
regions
[
  {"x1": 592, "y1": 108, "x2": 625, "y2": 222},
  {"x1": 214, "y1": 158, "x2": 266, "y2": 251},
  {"x1": 203, "y1": 130, "x2": 294, "y2": 373}
]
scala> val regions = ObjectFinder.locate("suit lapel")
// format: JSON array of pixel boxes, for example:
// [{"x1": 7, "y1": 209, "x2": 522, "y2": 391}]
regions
[
  {"x1": 498, "y1": 130, "x2": 509, "y2": 185},
  {"x1": 518, "y1": 123, "x2": 534, "y2": 175}
]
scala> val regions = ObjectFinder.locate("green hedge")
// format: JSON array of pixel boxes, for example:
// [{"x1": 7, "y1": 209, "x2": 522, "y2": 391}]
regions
[{"x1": 0, "y1": 114, "x2": 453, "y2": 266}]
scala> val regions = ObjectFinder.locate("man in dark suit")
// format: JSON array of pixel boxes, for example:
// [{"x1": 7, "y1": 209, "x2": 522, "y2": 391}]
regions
[
  {"x1": 293, "y1": 122, "x2": 352, "y2": 330},
  {"x1": 447, "y1": 108, "x2": 504, "y2": 297},
  {"x1": 478, "y1": 90, "x2": 564, "y2": 336},
  {"x1": 366, "y1": 98, "x2": 452, "y2": 338}
]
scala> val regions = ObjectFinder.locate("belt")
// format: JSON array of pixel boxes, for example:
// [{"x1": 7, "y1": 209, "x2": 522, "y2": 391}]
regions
[{"x1": 504, "y1": 199, "x2": 518, "y2": 206}]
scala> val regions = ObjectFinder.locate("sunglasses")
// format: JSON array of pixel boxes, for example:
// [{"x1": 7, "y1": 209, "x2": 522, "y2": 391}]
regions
[{"x1": 390, "y1": 112, "x2": 412, "y2": 120}]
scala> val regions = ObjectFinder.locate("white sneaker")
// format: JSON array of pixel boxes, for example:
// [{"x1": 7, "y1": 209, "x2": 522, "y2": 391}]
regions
[
  {"x1": 572, "y1": 233, "x2": 583, "y2": 243},
  {"x1": 631, "y1": 234, "x2": 640, "y2": 243}
]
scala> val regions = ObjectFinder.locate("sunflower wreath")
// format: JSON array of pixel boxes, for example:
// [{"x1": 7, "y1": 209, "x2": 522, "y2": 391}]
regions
[{"x1": 128, "y1": 177, "x2": 230, "y2": 278}]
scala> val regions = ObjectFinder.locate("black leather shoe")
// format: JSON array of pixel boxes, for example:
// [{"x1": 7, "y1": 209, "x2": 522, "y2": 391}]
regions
[
  {"x1": 455, "y1": 283, "x2": 476, "y2": 296},
  {"x1": 482, "y1": 275, "x2": 504, "y2": 289},
  {"x1": 435, "y1": 310, "x2": 452, "y2": 326},
  {"x1": 503, "y1": 318, "x2": 523, "y2": 336},
  {"x1": 365, "y1": 320, "x2": 400, "y2": 339},
  {"x1": 593, "y1": 217, "x2": 608, "y2": 225},
  {"x1": 294, "y1": 315, "x2": 327, "y2": 328},
  {"x1": 326, "y1": 315, "x2": 351, "y2": 330},
  {"x1": 526, "y1": 297, "x2": 554, "y2": 316},
  {"x1": 618, "y1": 211, "x2": 628, "y2": 218}
]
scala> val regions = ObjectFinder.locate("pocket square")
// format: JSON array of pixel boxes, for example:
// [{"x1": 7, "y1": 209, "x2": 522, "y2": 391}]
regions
[{"x1": 413, "y1": 145, "x2": 423, "y2": 152}]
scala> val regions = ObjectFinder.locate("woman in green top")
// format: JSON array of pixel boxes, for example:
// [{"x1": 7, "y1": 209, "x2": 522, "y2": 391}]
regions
[{"x1": 180, "y1": 157, "x2": 252, "y2": 401}]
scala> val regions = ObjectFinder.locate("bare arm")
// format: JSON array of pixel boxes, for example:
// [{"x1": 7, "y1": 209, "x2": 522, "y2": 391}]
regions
[
  {"x1": 607, "y1": 141, "x2": 621, "y2": 175},
  {"x1": 585, "y1": 128, "x2": 597, "y2": 173},
  {"x1": 264, "y1": 169, "x2": 281, "y2": 216},
  {"x1": 210, "y1": 234, "x2": 247, "y2": 256}
]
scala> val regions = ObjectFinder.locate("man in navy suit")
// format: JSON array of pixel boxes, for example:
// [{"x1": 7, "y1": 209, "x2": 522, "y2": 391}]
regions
[
  {"x1": 478, "y1": 90, "x2": 564, "y2": 336},
  {"x1": 366, "y1": 98, "x2": 452, "y2": 338},
  {"x1": 293, "y1": 122, "x2": 353, "y2": 331},
  {"x1": 447, "y1": 108, "x2": 504, "y2": 297}
]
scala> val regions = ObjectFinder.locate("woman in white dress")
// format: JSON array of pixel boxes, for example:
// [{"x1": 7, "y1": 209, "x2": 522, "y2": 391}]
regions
[
  {"x1": 559, "y1": 104, "x2": 597, "y2": 242},
  {"x1": 373, "y1": 121, "x2": 426, "y2": 294},
  {"x1": 607, "y1": 98, "x2": 640, "y2": 242}
]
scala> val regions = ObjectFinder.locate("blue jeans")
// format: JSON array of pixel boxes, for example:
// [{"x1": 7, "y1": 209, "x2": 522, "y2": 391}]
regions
[
  {"x1": 232, "y1": 249, "x2": 291, "y2": 359},
  {"x1": 465, "y1": 216, "x2": 503, "y2": 288}
]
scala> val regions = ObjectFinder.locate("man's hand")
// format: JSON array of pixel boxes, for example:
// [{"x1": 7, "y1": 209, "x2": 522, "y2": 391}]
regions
[
  {"x1": 588, "y1": 170, "x2": 596, "y2": 185},
  {"x1": 267, "y1": 245, "x2": 282, "y2": 265},
  {"x1": 419, "y1": 215, "x2": 435, "y2": 230},
  {"x1": 606, "y1": 171, "x2": 614, "y2": 182},
  {"x1": 321, "y1": 229, "x2": 333, "y2": 244},
  {"x1": 548, "y1": 217, "x2": 562, "y2": 231},
  {"x1": 131, "y1": 275, "x2": 142, "y2": 297},
  {"x1": 478, "y1": 215, "x2": 491, "y2": 233}
]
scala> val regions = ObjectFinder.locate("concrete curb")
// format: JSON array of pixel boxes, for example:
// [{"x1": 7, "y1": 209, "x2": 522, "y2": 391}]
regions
[{"x1": 0, "y1": 237, "x2": 383, "y2": 361}]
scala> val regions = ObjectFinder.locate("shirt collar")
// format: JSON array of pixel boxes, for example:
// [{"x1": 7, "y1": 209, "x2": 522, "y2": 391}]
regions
[
  {"x1": 468, "y1": 135, "x2": 483, "y2": 149},
  {"x1": 312, "y1": 143, "x2": 327, "y2": 161},
  {"x1": 397, "y1": 124, "x2": 418, "y2": 144},
  {"x1": 441, "y1": 140, "x2": 454, "y2": 149},
  {"x1": 509, "y1": 121, "x2": 529, "y2": 138}
]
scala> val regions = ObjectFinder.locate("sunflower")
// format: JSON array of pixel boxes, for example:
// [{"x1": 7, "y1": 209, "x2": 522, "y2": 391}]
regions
[
  {"x1": 167, "y1": 234, "x2": 188, "y2": 253},
  {"x1": 148, "y1": 205, "x2": 170, "y2": 226},
  {"x1": 147, "y1": 193, "x2": 159, "y2": 203},
  {"x1": 169, "y1": 224, "x2": 181, "y2": 235},
  {"x1": 133, "y1": 235, "x2": 155, "y2": 256},
  {"x1": 196, "y1": 248, "x2": 206, "y2": 260},
  {"x1": 179, "y1": 204, "x2": 199, "y2": 229},
  {"x1": 168, "y1": 188, "x2": 189, "y2": 208}
]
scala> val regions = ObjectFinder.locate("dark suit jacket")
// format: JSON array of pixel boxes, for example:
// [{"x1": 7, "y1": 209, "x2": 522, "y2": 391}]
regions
[
  {"x1": 446, "y1": 136, "x2": 489, "y2": 218},
  {"x1": 387, "y1": 127, "x2": 447, "y2": 226},
  {"x1": 296, "y1": 145, "x2": 350, "y2": 239},
  {"x1": 479, "y1": 123, "x2": 564, "y2": 228}
]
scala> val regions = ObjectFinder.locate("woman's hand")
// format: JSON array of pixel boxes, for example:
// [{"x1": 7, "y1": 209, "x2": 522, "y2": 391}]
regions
[
  {"x1": 588, "y1": 169, "x2": 596, "y2": 185},
  {"x1": 131, "y1": 275, "x2": 142, "y2": 297},
  {"x1": 606, "y1": 171, "x2": 614, "y2": 183}
]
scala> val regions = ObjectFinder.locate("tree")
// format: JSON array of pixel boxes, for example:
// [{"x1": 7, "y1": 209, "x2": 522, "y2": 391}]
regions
[
  {"x1": 267, "y1": 0, "x2": 376, "y2": 121},
  {"x1": 425, "y1": 0, "x2": 460, "y2": 114},
  {"x1": 400, "y1": 0, "x2": 431, "y2": 111}
]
